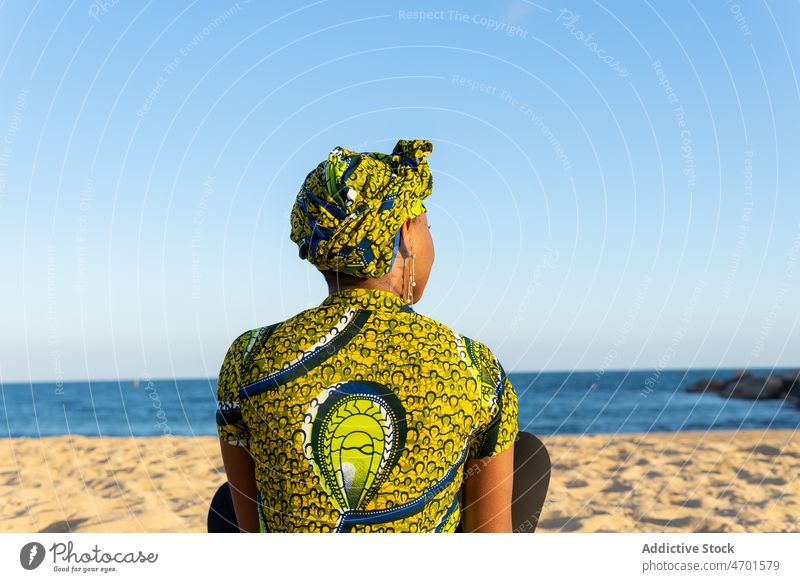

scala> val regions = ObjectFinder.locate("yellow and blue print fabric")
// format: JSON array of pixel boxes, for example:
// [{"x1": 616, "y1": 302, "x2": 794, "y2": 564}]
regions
[
  {"x1": 216, "y1": 287, "x2": 519, "y2": 533},
  {"x1": 289, "y1": 139, "x2": 434, "y2": 278}
]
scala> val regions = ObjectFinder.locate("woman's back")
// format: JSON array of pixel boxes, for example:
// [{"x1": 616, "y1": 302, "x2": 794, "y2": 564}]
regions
[{"x1": 216, "y1": 287, "x2": 519, "y2": 532}]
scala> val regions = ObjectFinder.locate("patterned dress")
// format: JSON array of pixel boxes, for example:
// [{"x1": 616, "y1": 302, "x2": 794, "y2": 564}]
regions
[{"x1": 216, "y1": 287, "x2": 519, "y2": 532}]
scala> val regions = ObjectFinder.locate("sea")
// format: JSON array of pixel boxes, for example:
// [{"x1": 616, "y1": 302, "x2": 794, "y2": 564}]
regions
[{"x1": 1, "y1": 368, "x2": 798, "y2": 438}]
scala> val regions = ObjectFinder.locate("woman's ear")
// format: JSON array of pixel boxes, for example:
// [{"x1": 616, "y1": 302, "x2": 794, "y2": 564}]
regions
[{"x1": 399, "y1": 217, "x2": 415, "y2": 257}]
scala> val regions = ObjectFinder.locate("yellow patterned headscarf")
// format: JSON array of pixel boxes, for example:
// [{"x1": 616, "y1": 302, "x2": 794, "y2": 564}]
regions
[{"x1": 290, "y1": 139, "x2": 434, "y2": 278}]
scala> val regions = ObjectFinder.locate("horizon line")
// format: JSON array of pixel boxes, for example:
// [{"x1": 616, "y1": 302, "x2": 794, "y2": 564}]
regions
[{"x1": 2, "y1": 364, "x2": 798, "y2": 386}]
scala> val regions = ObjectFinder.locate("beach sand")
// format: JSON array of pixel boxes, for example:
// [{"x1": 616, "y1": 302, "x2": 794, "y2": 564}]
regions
[
  {"x1": 1, "y1": 430, "x2": 798, "y2": 532},
  {"x1": 536, "y1": 429, "x2": 799, "y2": 533}
]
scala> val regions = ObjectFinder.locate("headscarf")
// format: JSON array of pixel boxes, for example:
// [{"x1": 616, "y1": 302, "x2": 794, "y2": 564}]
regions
[{"x1": 290, "y1": 139, "x2": 434, "y2": 278}]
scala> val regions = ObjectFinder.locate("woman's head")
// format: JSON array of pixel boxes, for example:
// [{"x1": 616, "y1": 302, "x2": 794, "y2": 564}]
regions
[{"x1": 290, "y1": 139, "x2": 435, "y2": 302}]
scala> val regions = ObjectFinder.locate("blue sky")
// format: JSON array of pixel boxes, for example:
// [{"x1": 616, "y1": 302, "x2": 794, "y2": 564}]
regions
[{"x1": 1, "y1": 0, "x2": 798, "y2": 382}]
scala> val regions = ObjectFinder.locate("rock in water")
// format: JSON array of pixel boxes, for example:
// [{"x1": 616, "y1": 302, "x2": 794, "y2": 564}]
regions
[
  {"x1": 686, "y1": 379, "x2": 727, "y2": 394},
  {"x1": 732, "y1": 369, "x2": 754, "y2": 381},
  {"x1": 780, "y1": 371, "x2": 800, "y2": 404},
  {"x1": 720, "y1": 375, "x2": 786, "y2": 400}
]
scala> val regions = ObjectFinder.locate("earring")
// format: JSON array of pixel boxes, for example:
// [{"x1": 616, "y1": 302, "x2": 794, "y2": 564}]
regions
[{"x1": 406, "y1": 252, "x2": 416, "y2": 304}]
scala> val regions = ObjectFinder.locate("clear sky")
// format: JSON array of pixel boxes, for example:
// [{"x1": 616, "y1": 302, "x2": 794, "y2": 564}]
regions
[{"x1": 1, "y1": 0, "x2": 798, "y2": 382}]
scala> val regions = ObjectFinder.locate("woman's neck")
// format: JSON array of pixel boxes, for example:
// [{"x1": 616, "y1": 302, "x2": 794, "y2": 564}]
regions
[{"x1": 324, "y1": 270, "x2": 405, "y2": 299}]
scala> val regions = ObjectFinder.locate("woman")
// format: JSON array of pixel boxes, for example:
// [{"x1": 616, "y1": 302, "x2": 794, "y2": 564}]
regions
[{"x1": 215, "y1": 139, "x2": 549, "y2": 532}]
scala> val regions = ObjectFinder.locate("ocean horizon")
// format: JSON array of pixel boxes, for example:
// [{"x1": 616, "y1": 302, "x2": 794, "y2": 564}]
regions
[{"x1": 1, "y1": 368, "x2": 798, "y2": 439}]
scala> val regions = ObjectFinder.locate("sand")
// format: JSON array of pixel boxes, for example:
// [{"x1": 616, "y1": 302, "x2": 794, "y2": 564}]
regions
[{"x1": 1, "y1": 430, "x2": 798, "y2": 532}]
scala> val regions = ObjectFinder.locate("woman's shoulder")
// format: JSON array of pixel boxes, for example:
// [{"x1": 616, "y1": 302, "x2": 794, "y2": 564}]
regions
[
  {"x1": 223, "y1": 303, "x2": 327, "y2": 361},
  {"x1": 411, "y1": 312, "x2": 503, "y2": 373},
  {"x1": 223, "y1": 319, "x2": 286, "y2": 361}
]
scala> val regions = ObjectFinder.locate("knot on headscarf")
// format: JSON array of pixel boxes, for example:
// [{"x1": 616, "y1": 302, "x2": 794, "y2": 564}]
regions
[{"x1": 290, "y1": 139, "x2": 434, "y2": 278}]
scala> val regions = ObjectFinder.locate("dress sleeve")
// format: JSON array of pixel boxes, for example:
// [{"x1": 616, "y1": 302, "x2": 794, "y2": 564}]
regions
[
  {"x1": 216, "y1": 332, "x2": 251, "y2": 448},
  {"x1": 468, "y1": 342, "x2": 519, "y2": 459}
]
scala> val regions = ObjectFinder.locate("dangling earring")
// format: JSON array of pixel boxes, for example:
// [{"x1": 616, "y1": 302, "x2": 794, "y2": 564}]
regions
[{"x1": 406, "y1": 252, "x2": 416, "y2": 304}]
